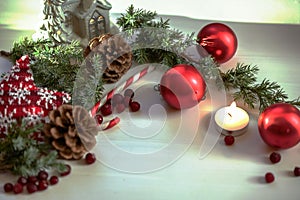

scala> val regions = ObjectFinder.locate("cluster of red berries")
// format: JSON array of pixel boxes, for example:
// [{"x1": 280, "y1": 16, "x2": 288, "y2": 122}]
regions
[
  {"x1": 95, "y1": 88, "x2": 141, "y2": 125},
  {"x1": 2, "y1": 153, "x2": 96, "y2": 195},
  {"x1": 3, "y1": 165, "x2": 71, "y2": 194},
  {"x1": 265, "y1": 152, "x2": 300, "y2": 183}
]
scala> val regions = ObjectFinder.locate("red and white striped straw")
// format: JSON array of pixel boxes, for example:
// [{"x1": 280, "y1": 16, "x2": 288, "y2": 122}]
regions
[{"x1": 91, "y1": 64, "x2": 156, "y2": 130}]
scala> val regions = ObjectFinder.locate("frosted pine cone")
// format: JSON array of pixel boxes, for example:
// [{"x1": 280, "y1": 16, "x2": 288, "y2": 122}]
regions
[
  {"x1": 43, "y1": 104, "x2": 99, "y2": 160},
  {"x1": 84, "y1": 34, "x2": 133, "y2": 83}
]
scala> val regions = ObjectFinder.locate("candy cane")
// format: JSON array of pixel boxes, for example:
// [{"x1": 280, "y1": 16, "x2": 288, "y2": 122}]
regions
[
  {"x1": 91, "y1": 64, "x2": 156, "y2": 130},
  {"x1": 100, "y1": 117, "x2": 121, "y2": 131}
]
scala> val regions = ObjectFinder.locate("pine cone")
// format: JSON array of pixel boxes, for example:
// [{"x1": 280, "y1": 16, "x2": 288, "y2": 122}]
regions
[
  {"x1": 84, "y1": 34, "x2": 133, "y2": 83},
  {"x1": 44, "y1": 104, "x2": 99, "y2": 160}
]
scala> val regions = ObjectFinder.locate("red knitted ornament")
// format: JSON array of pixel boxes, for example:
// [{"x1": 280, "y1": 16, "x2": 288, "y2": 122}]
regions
[{"x1": 0, "y1": 55, "x2": 71, "y2": 133}]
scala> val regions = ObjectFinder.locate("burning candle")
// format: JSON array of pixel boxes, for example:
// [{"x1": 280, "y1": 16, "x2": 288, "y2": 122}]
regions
[{"x1": 214, "y1": 101, "x2": 249, "y2": 135}]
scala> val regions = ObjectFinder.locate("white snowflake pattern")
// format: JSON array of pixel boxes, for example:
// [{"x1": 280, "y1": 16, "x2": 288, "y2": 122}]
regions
[
  {"x1": 37, "y1": 89, "x2": 57, "y2": 109},
  {"x1": 9, "y1": 83, "x2": 31, "y2": 105},
  {"x1": 22, "y1": 107, "x2": 44, "y2": 125}
]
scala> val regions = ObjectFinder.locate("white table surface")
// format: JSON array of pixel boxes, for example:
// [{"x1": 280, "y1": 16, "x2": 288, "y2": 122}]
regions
[{"x1": 1, "y1": 9, "x2": 300, "y2": 200}]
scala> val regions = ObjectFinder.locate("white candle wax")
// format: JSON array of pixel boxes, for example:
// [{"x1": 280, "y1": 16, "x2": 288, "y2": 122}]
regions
[{"x1": 214, "y1": 102, "x2": 249, "y2": 131}]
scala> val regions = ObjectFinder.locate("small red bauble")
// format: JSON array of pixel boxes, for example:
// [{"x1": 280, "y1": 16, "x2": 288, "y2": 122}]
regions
[
  {"x1": 130, "y1": 101, "x2": 141, "y2": 112},
  {"x1": 95, "y1": 114, "x2": 103, "y2": 125},
  {"x1": 27, "y1": 176, "x2": 38, "y2": 184},
  {"x1": 38, "y1": 170, "x2": 49, "y2": 180},
  {"x1": 160, "y1": 64, "x2": 206, "y2": 109},
  {"x1": 3, "y1": 183, "x2": 14, "y2": 193},
  {"x1": 27, "y1": 183, "x2": 38, "y2": 194},
  {"x1": 258, "y1": 103, "x2": 300, "y2": 149},
  {"x1": 123, "y1": 96, "x2": 132, "y2": 107},
  {"x1": 13, "y1": 183, "x2": 23, "y2": 194},
  {"x1": 49, "y1": 176, "x2": 59, "y2": 185},
  {"x1": 37, "y1": 180, "x2": 48, "y2": 191},
  {"x1": 269, "y1": 152, "x2": 281, "y2": 164},
  {"x1": 17, "y1": 176, "x2": 27, "y2": 186},
  {"x1": 224, "y1": 135, "x2": 235, "y2": 146},
  {"x1": 265, "y1": 172, "x2": 275, "y2": 183},
  {"x1": 111, "y1": 93, "x2": 124, "y2": 106},
  {"x1": 100, "y1": 102, "x2": 112, "y2": 116},
  {"x1": 85, "y1": 152, "x2": 96, "y2": 164},
  {"x1": 197, "y1": 23, "x2": 238, "y2": 64},
  {"x1": 124, "y1": 88, "x2": 134, "y2": 98},
  {"x1": 294, "y1": 167, "x2": 300, "y2": 176}
]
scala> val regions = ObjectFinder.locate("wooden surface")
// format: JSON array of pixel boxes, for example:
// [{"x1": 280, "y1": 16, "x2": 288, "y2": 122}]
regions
[{"x1": 1, "y1": 8, "x2": 300, "y2": 200}]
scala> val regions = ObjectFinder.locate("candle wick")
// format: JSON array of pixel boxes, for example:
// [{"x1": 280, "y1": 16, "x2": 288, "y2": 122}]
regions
[{"x1": 227, "y1": 113, "x2": 232, "y2": 118}]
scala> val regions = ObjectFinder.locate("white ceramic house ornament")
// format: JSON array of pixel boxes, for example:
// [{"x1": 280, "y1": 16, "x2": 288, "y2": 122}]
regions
[
  {"x1": 63, "y1": 0, "x2": 112, "y2": 45},
  {"x1": 41, "y1": 0, "x2": 112, "y2": 46}
]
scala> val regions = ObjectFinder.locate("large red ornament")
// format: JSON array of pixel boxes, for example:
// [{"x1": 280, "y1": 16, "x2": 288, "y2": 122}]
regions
[
  {"x1": 258, "y1": 103, "x2": 300, "y2": 149},
  {"x1": 197, "y1": 23, "x2": 238, "y2": 64},
  {"x1": 160, "y1": 64, "x2": 206, "y2": 109},
  {"x1": 0, "y1": 55, "x2": 71, "y2": 133}
]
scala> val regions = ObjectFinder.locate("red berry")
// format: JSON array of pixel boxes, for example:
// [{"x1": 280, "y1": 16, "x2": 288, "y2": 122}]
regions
[
  {"x1": 0, "y1": 133, "x2": 6, "y2": 139},
  {"x1": 130, "y1": 101, "x2": 140, "y2": 112},
  {"x1": 112, "y1": 93, "x2": 124, "y2": 106},
  {"x1": 27, "y1": 176, "x2": 38, "y2": 184},
  {"x1": 123, "y1": 96, "x2": 132, "y2": 107},
  {"x1": 38, "y1": 170, "x2": 49, "y2": 180},
  {"x1": 3, "y1": 183, "x2": 14, "y2": 193},
  {"x1": 294, "y1": 167, "x2": 300, "y2": 176},
  {"x1": 85, "y1": 153, "x2": 96, "y2": 164},
  {"x1": 115, "y1": 103, "x2": 126, "y2": 114},
  {"x1": 124, "y1": 89, "x2": 134, "y2": 98},
  {"x1": 95, "y1": 114, "x2": 103, "y2": 125},
  {"x1": 60, "y1": 164, "x2": 71, "y2": 177},
  {"x1": 13, "y1": 183, "x2": 23, "y2": 194},
  {"x1": 100, "y1": 103, "x2": 112, "y2": 116},
  {"x1": 265, "y1": 172, "x2": 275, "y2": 183},
  {"x1": 17, "y1": 176, "x2": 28, "y2": 186},
  {"x1": 224, "y1": 135, "x2": 235, "y2": 145},
  {"x1": 26, "y1": 183, "x2": 38, "y2": 194},
  {"x1": 49, "y1": 176, "x2": 59, "y2": 185},
  {"x1": 269, "y1": 152, "x2": 281, "y2": 164},
  {"x1": 37, "y1": 180, "x2": 48, "y2": 191}
]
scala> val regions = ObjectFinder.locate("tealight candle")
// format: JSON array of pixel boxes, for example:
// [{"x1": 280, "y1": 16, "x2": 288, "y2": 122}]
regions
[{"x1": 214, "y1": 101, "x2": 250, "y2": 136}]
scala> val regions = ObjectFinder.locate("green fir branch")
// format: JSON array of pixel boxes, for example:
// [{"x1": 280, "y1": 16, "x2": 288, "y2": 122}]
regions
[
  {"x1": 117, "y1": 5, "x2": 194, "y2": 67},
  {"x1": 0, "y1": 119, "x2": 66, "y2": 177},
  {"x1": 221, "y1": 63, "x2": 300, "y2": 111}
]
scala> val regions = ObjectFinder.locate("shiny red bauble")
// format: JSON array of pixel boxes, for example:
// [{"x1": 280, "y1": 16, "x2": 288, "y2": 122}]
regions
[
  {"x1": 160, "y1": 64, "x2": 206, "y2": 109},
  {"x1": 258, "y1": 103, "x2": 300, "y2": 149},
  {"x1": 197, "y1": 23, "x2": 238, "y2": 64}
]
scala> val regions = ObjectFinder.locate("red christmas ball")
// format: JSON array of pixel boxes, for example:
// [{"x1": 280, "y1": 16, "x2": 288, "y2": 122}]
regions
[
  {"x1": 160, "y1": 64, "x2": 206, "y2": 109},
  {"x1": 258, "y1": 103, "x2": 300, "y2": 149},
  {"x1": 197, "y1": 23, "x2": 238, "y2": 64}
]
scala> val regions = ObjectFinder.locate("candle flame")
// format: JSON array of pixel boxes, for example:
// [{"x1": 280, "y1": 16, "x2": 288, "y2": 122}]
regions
[
  {"x1": 226, "y1": 102, "x2": 237, "y2": 118},
  {"x1": 230, "y1": 101, "x2": 237, "y2": 108}
]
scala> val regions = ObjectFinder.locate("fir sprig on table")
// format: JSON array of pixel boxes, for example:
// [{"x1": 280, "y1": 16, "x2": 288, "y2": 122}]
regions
[
  {"x1": 116, "y1": 5, "x2": 194, "y2": 67},
  {"x1": 220, "y1": 63, "x2": 300, "y2": 111},
  {"x1": 0, "y1": 119, "x2": 66, "y2": 177}
]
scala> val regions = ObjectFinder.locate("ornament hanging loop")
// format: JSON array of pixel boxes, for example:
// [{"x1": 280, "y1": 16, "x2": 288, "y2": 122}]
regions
[{"x1": 153, "y1": 84, "x2": 160, "y2": 92}]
